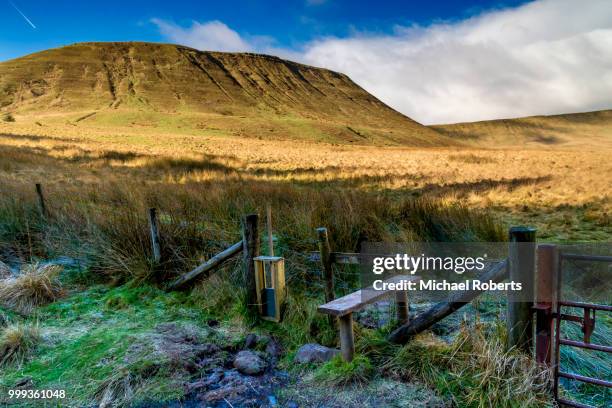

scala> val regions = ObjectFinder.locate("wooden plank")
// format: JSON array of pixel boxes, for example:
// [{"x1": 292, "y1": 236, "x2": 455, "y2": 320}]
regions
[
  {"x1": 167, "y1": 240, "x2": 243, "y2": 290},
  {"x1": 318, "y1": 275, "x2": 420, "y2": 317},
  {"x1": 388, "y1": 260, "x2": 508, "y2": 344},
  {"x1": 310, "y1": 251, "x2": 407, "y2": 265}
]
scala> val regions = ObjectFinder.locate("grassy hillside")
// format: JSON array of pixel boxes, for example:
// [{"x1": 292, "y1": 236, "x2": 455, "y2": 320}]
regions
[
  {"x1": 433, "y1": 109, "x2": 612, "y2": 148},
  {"x1": 0, "y1": 42, "x2": 451, "y2": 146}
]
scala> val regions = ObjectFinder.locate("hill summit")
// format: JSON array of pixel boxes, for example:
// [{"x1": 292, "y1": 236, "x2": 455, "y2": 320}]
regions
[{"x1": 0, "y1": 42, "x2": 449, "y2": 145}]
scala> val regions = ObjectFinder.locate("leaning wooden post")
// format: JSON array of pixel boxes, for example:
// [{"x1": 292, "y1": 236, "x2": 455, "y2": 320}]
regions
[
  {"x1": 339, "y1": 313, "x2": 355, "y2": 362},
  {"x1": 535, "y1": 244, "x2": 557, "y2": 365},
  {"x1": 507, "y1": 226, "x2": 537, "y2": 353},
  {"x1": 148, "y1": 208, "x2": 161, "y2": 264},
  {"x1": 35, "y1": 183, "x2": 48, "y2": 218},
  {"x1": 242, "y1": 214, "x2": 260, "y2": 313},
  {"x1": 316, "y1": 228, "x2": 334, "y2": 304}
]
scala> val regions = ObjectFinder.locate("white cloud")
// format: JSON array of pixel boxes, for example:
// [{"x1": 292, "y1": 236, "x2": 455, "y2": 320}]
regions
[
  {"x1": 151, "y1": 19, "x2": 252, "y2": 52},
  {"x1": 153, "y1": 0, "x2": 612, "y2": 124}
]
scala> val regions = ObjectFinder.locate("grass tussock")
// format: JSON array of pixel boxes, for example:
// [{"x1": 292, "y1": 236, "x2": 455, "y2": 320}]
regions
[
  {"x1": 314, "y1": 354, "x2": 374, "y2": 386},
  {"x1": 0, "y1": 323, "x2": 40, "y2": 367},
  {"x1": 382, "y1": 322, "x2": 552, "y2": 408},
  {"x1": 0, "y1": 263, "x2": 63, "y2": 314},
  {"x1": 95, "y1": 370, "x2": 137, "y2": 408},
  {"x1": 0, "y1": 260, "x2": 11, "y2": 279}
]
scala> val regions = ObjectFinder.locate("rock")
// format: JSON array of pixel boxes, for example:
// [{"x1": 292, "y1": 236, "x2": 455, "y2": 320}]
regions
[
  {"x1": 244, "y1": 333, "x2": 258, "y2": 349},
  {"x1": 295, "y1": 343, "x2": 340, "y2": 364},
  {"x1": 233, "y1": 350, "x2": 266, "y2": 375},
  {"x1": 244, "y1": 333, "x2": 271, "y2": 350},
  {"x1": 14, "y1": 377, "x2": 33, "y2": 388},
  {"x1": 265, "y1": 337, "x2": 283, "y2": 360}
]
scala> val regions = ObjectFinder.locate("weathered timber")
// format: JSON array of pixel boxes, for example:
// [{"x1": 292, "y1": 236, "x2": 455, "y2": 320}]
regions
[
  {"x1": 318, "y1": 275, "x2": 420, "y2": 317},
  {"x1": 396, "y1": 290, "x2": 409, "y2": 324},
  {"x1": 242, "y1": 214, "x2": 260, "y2": 312},
  {"x1": 267, "y1": 204, "x2": 274, "y2": 257},
  {"x1": 167, "y1": 240, "x2": 243, "y2": 290},
  {"x1": 507, "y1": 226, "x2": 536, "y2": 353},
  {"x1": 535, "y1": 244, "x2": 557, "y2": 365},
  {"x1": 309, "y1": 251, "x2": 372, "y2": 265},
  {"x1": 339, "y1": 313, "x2": 355, "y2": 362},
  {"x1": 35, "y1": 183, "x2": 48, "y2": 218},
  {"x1": 148, "y1": 208, "x2": 162, "y2": 264},
  {"x1": 319, "y1": 274, "x2": 420, "y2": 361},
  {"x1": 388, "y1": 260, "x2": 508, "y2": 344},
  {"x1": 316, "y1": 228, "x2": 335, "y2": 304}
]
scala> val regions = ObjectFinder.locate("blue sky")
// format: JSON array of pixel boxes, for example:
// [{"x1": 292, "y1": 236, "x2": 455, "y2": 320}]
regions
[
  {"x1": 1, "y1": 0, "x2": 527, "y2": 62},
  {"x1": 1, "y1": 0, "x2": 611, "y2": 123}
]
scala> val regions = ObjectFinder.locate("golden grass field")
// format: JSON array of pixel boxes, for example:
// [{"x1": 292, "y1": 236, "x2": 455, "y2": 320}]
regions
[{"x1": 1, "y1": 115, "x2": 610, "y2": 243}]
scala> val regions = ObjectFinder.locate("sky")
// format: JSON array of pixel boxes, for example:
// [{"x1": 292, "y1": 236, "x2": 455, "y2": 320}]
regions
[{"x1": 1, "y1": 0, "x2": 611, "y2": 124}]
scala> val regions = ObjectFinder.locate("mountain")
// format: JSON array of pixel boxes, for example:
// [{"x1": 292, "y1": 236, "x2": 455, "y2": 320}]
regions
[
  {"x1": 0, "y1": 42, "x2": 451, "y2": 146},
  {"x1": 432, "y1": 110, "x2": 612, "y2": 148}
]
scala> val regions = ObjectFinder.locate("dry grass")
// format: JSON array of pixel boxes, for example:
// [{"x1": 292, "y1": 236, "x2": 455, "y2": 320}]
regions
[
  {"x1": 0, "y1": 119, "x2": 609, "y2": 242},
  {"x1": 382, "y1": 323, "x2": 552, "y2": 408},
  {"x1": 0, "y1": 264, "x2": 63, "y2": 314},
  {"x1": 0, "y1": 323, "x2": 40, "y2": 367},
  {"x1": 0, "y1": 260, "x2": 11, "y2": 279}
]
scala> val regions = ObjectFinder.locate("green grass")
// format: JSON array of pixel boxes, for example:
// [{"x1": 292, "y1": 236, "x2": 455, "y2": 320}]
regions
[
  {"x1": 0, "y1": 284, "x2": 212, "y2": 406},
  {"x1": 313, "y1": 354, "x2": 374, "y2": 386}
]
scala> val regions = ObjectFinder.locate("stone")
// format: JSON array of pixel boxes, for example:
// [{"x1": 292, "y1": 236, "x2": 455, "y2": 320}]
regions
[
  {"x1": 233, "y1": 350, "x2": 266, "y2": 375},
  {"x1": 14, "y1": 377, "x2": 33, "y2": 388},
  {"x1": 295, "y1": 343, "x2": 340, "y2": 364},
  {"x1": 244, "y1": 333, "x2": 258, "y2": 349},
  {"x1": 265, "y1": 337, "x2": 283, "y2": 359}
]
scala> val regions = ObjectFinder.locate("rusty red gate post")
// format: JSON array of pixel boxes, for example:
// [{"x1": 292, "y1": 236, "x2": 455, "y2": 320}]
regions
[{"x1": 535, "y1": 244, "x2": 558, "y2": 365}]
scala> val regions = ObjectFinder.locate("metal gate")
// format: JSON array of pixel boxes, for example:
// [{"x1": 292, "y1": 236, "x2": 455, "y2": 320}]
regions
[{"x1": 552, "y1": 252, "x2": 612, "y2": 408}]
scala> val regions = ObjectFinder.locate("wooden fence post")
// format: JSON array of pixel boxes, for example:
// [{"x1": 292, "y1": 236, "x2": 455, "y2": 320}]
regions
[
  {"x1": 507, "y1": 226, "x2": 537, "y2": 353},
  {"x1": 242, "y1": 214, "x2": 260, "y2": 313},
  {"x1": 317, "y1": 228, "x2": 335, "y2": 304},
  {"x1": 339, "y1": 313, "x2": 355, "y2": 362},
  {"x1": 396, "y1": 290, "x2": 409, "y2": 324},
  {"x1": 35, "y1": 183, "x2": 48, "y2": 218},
  {"x1": 148, "y1": 208, "x2": 161, "y2": 264},
  {"x1": 535, "y1": 244, "x2": 557, "y2": 365},
  {"x1": 266, "y1": 204, "x2": 274, "y2": 257}
]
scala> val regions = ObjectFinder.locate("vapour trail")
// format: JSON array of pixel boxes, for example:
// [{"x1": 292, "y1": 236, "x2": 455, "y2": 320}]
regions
[{"x1": 9, "y1": 1, "x2": 36, "y2": 29}]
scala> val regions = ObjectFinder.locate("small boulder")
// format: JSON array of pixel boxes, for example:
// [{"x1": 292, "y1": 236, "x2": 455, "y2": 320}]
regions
[
  {"x1": 244, "y1": 333, "x2": 258, "y2": 349},
  {"x1": 295, "y1": 343, "x2": 340, "y2": 364},
  {"x1": 265, "y1": 337, "x2": 283, "y2": 360},
  {"x1": 233, "y1": 350, "x2": 266, "y2": 375}
]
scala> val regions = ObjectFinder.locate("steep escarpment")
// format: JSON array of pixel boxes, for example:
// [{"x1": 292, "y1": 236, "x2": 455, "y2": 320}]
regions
[{"x1": 0, "y1": 42, "x2": 451, "y2": 145}]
